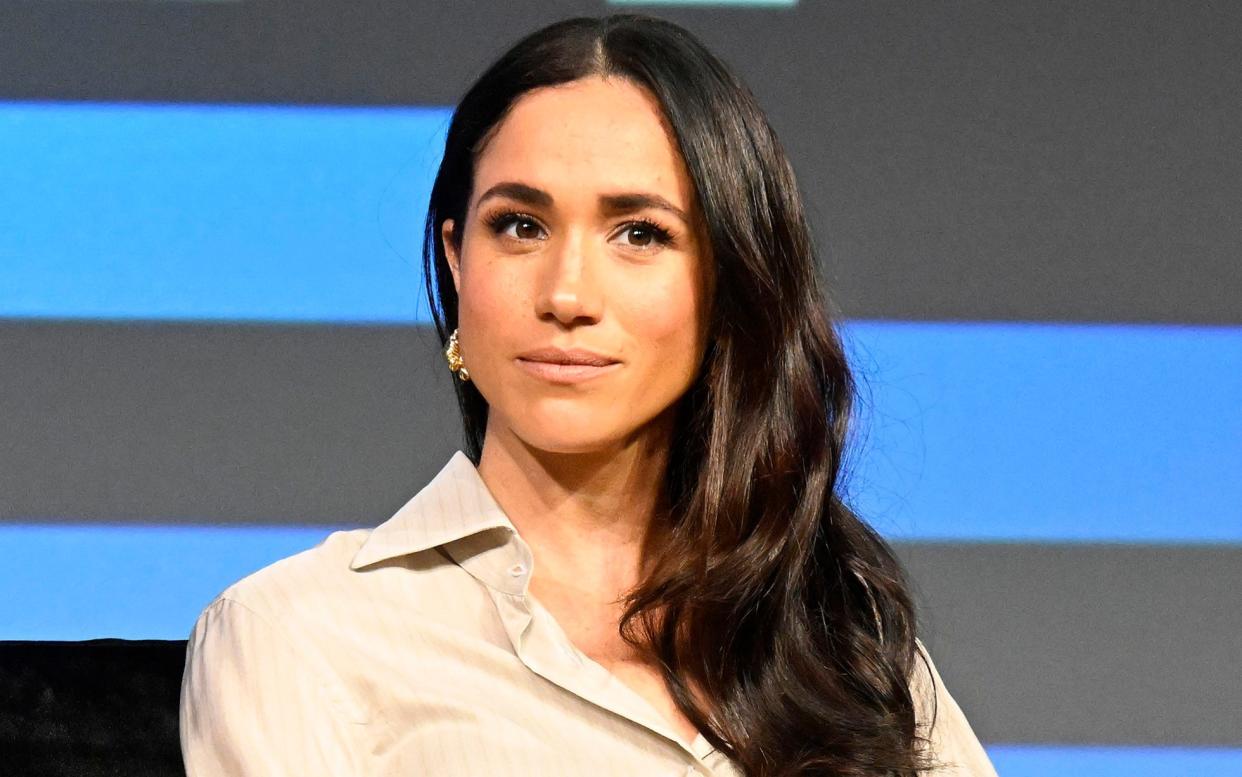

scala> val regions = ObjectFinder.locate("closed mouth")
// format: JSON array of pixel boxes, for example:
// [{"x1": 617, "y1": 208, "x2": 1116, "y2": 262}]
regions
[
  {"x1": 514, "y1": 355, "x2": 621, "y2": 383},
  {"x1": 515, "y1": 347, "x2": 621, "y2": 367}
]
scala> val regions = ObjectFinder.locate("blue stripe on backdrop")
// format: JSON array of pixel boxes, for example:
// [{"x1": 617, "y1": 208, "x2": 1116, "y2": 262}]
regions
[
  {"x1": 986, "y1": 745, "x2": 1242, "y2": 776},
  {"x1": 843, "y1": 321, "x2": 1242, "y2": 543},
  {"x1": 0, "y1": 524, "x2": 337, "y2": 640},
  {"x1": 0, "y1": 100, "x2": 447, "y2": 324}
]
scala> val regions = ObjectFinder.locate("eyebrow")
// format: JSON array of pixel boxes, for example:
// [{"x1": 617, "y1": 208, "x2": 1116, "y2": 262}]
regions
[{"x1": 475, "y1": 181, "x2": 690, "y2": 224}]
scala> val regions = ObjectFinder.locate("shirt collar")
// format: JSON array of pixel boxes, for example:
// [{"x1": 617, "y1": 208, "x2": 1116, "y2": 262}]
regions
[{"x1": 349, "y1": 451, "x2": 529, "y2": 594}]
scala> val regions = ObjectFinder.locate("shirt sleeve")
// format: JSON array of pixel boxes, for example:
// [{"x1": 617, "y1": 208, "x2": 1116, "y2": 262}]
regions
[
  {"x1": 179, "y1": 596, "x2": 365, "y2": 776},
  {"x1": 910, "y1": 639, "x2": 999, "y2": 776}
]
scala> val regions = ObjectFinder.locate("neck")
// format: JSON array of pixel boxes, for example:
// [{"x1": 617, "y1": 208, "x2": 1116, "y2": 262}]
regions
[{"x1": 476, "y1": 415, "x2": 672, "y2": 600}]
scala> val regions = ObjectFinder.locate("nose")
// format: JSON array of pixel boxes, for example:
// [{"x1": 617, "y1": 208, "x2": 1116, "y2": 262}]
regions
[{"x1": 534, "y1": 230, "x2": 604, "y2": 327}]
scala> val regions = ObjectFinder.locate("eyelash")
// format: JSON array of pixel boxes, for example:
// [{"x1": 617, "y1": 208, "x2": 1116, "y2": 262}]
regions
[{"x1": 481, "y1": 209, "x2": 676, "y2": 249}]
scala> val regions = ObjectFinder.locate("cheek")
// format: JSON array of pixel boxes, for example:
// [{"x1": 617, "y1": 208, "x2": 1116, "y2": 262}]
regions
[
  {"x1": 457, "y1": 256, "x2": 523, "y2": 335},
  {"x1": 454, "y1": 255, "x2": 531, "y2": 395},
  {"x1": 617, "y1": 268, "x2": 707, "y2": 370}
]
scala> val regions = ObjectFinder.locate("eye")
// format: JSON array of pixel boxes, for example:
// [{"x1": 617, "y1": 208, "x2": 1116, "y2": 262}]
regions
[
  {"x1": 481, "y1": 209, "x2": 677, "y2": 251},
  {"x1": 614, "y1": 218, "x2": 675, "y2": 251},
  {"x1": 483, "y1": 210, "x2": 546, "y2": 241}
]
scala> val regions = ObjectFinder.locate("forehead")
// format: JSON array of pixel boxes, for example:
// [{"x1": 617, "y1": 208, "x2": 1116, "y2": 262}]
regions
[{"x1": 472, "y1": 76, "x2": 695, "y2": 213}]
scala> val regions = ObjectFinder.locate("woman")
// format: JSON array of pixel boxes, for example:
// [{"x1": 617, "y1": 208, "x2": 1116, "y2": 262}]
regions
[{"x1": 180, "y1": 13, "x2": 997, "y2": 777}]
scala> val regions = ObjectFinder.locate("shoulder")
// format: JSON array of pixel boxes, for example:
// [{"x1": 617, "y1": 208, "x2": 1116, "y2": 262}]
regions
[
  {"x1": 184, "y1": 529, "x2": 403, "y2": 719},
  {"x1": 180, "y1": 533, "x2": 382, "y2": 753},
  {"x1": 208, "y1": 528, "x2": 372, "y2": 625},
  {"x1": 187, "y1": 522, "x2": 491, "y2": 653}
]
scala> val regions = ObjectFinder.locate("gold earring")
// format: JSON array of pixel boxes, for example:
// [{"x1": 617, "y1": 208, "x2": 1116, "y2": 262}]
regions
[{"x1": 444, "y1": 328, "x2": 470, "y2": 382}]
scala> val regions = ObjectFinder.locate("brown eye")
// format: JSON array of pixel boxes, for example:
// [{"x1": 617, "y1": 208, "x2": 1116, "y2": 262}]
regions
[
  {"x1": 626, "y1": 225, "x2": 655, "y2": 247},
  {"x1": 614, "y1": 219, "x2": 674, "y2": 251},
  {"x1": 484, "y1": 211, "x2": 547, "y2": 241},
  {"x1": 512, "y1": 218, "x2": 542, "y2": 240}
]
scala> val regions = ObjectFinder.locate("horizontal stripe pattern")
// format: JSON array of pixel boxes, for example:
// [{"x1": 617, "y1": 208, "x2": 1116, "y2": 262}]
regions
[
  {"x1": 3, "y1": 1, "x2": 1238, "y2": 771},
  {"x1": 4, "y1": 1, "x2": 1240, "y2": 325}
]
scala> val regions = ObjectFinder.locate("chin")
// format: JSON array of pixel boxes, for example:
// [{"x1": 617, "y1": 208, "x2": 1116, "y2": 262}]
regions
[
  {"x1": 512, "y1": 422, "x2": 625, "y2": 456},
  {"x1": 504, "y1": 400, "x2": 634, "y2": 455}
]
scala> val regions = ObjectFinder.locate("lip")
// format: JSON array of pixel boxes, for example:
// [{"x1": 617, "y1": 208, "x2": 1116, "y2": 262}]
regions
[{"x1": 515, "y1": 347, "x2": 621, "y2": 384}]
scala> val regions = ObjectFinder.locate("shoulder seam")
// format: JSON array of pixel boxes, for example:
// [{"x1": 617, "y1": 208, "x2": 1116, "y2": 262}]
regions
[{"x1": 206, "y1": 595, "x2": 371, "y2": 726}]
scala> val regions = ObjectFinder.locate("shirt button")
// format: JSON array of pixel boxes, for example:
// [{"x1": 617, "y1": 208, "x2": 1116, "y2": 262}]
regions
[{"x1": 508, "y1": 562, "x2": 527, "y2": 577}]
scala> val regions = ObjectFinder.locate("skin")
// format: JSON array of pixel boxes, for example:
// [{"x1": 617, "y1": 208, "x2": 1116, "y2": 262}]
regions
[{"x1": 440, "y1": 74, "x2": 714, "y2": 745}]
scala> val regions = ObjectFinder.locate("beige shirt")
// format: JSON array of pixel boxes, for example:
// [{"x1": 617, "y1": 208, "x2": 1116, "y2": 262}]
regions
[{"x1": 180, "y1": 451, "x2": 998, "y2": 776}]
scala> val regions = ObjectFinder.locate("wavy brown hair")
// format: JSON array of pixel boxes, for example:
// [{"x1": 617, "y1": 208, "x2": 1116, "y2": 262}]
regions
[{"x1": 422, "y1": 13, "x2": 938, "y2": 777}]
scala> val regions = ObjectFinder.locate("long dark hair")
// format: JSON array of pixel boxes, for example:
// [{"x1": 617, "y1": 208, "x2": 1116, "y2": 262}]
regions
[{"x1": 423, "y1": 14, "x2": 936, "y2": 777}]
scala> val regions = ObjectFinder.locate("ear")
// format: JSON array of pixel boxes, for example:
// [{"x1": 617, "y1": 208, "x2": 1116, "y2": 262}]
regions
[{"x1": 441, "y1": 218, "x2": 462, "y2": 295}]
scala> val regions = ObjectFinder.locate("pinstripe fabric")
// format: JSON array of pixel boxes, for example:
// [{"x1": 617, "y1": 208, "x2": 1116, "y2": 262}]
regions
[{"x1": 179, "y1": 451, "x2": 996, "y2": 776}]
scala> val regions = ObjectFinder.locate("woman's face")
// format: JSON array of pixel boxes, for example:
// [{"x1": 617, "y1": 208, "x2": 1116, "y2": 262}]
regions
[{"x1": 441, "y1": 75, "x2": 713, "y2": 456}]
